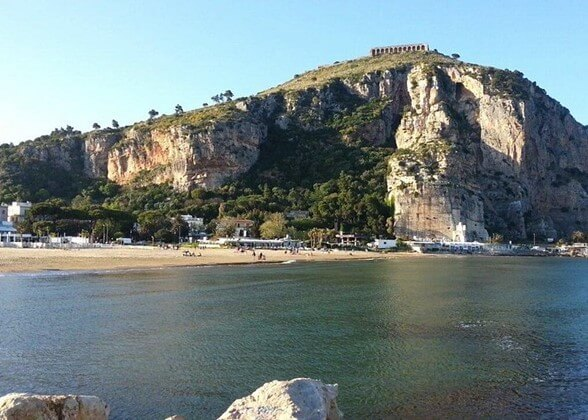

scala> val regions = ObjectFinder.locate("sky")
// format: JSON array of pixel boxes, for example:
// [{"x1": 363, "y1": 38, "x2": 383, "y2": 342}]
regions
[{"x1": 1, "y1": 0, "x2": 587, "y2": 144}]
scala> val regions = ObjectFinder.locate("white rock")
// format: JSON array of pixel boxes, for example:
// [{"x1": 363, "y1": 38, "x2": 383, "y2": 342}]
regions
[
  {"x1": 218, "y1": 378, "x2": 342, "y2": 420},
  {"x1": 0, "y1": 393, "x2": 109, "y2": 420}
]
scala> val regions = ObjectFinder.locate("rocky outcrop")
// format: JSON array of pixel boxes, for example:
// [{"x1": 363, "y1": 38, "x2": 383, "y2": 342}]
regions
[
  {"x1": 84, "y1": 131, "x2": 123, "y2": 178},
  {"x1": 2, "y1": 52, "x2": 586, "y2": 240},
  {"x1": 383, "y1": 64, "x2": 588, "y2": 240},
  {"x1": 107, "y1": 121, "x2": 267, "y2": 191},
  {"x1": 218, "y1": 378, "x2": 342, "y2": 420},
  {"x1": 0, "y1": 393, "x2": 109, "y2": 419},
  {"x1": 17, "y1": 136, "x2": 86, "y2": 174}
]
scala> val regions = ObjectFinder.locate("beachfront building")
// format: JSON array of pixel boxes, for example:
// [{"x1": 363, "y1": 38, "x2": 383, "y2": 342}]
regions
[
  {"x1": 234, "y1": 219, "x2": 255, "y2": 237},
  {"x1": 0, "y1": 204, "x2": 7, "y2": 222},
  {"x1": 180, "y1": 215, "x2": 204, "y2": 232},
  {"x1": 0, "y1": 221, "x2": 33, "y2": 246},
  {"x1": 181, "y1": 215, "x2": 207, "y2": 243},
  {"x1": 370, "y1": 238, "x2": 397, "y2": 249},
  {"x1": 216, "y1": 236, "x2": 301, "y2": 250},
  {"x1": 48, "y1": 236, "x2": 91, "y2": 246},
  {"x1": 335, "y1": 231, "x2": 367, "y2": 247},
  {"x1": 7, "y1": 201, "x2": 32, "y2": 223},
  {"x1": 453, "y1": 222, "x2": 467, "y2": 243},
  {"x1": 0, "y1": 221, "x2": 17, "y2": 244},
  {"x1": 409, "y1": 240, "x2": 486, "y2": 254}
]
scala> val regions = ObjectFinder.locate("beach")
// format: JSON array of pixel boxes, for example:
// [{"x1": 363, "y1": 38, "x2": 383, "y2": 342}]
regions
[{"x1": 0, "y1": 246, "x2": 402, "y2": 274}]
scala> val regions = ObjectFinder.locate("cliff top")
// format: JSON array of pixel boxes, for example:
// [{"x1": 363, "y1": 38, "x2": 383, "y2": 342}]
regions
[{"x1": 261, "y1": 51, "x2": 461, "y2": 95}]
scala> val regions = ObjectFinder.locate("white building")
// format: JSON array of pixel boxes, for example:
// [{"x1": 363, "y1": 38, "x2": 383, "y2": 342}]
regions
[
  {"x1": 7, "y1": 201, "x2": 32, "y2": 223},
  {"x1": 0, "y1": 221, "x2": 17, "y2": 244},
  {"x1": 0, "y1": 204, "x2": 7, "y2": 222},
  {"x1": 371, "y1": 238, "x2": 397, "y2": 249},
  {"x1": 0, "y1": 221, "x2": 32, "y2": 246},
  {"x1": 180, "y1": 215, "x2": 204, "y2": 231},
  {"x1": 234, "y1": 219, "x2": 254, "y2": 238},
  {"x1": 49, "y1": 236, "x2": 90, "y2": 245},
  {"x1": 453, "y1": 222, "x2": 467, "y2": 243},
  {"x1": 216, "y1": 236, "x2": 301, "y2": 249}
]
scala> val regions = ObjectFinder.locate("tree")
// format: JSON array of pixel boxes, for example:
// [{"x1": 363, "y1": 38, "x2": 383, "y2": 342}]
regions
[
  {"x1": 175, "y1": 104, "x2": 184, "y2": 116},
  {"x1": 154, "y1": 228, "x2": 175, "y2": 243},
  {"x1": 93, "y1": 218, "x2": 114, "y2": 243},
  {"x1": 223, "y1": 90, "x2": 234, "y2": 101},
  {"x1": 148, "y1": 109, "x2": 159, "y2": 120},
  {"x1": 570, "y1": 231, "x2": 586, "y2": 243},
  {"x1": 259, "y1": 213, "x2": 287, "y2": 239},
  {"x1": 451, "y1": 53, "x2": 461, "y2": 59},
  {"x1": 92, "y1": 123, "x2": 101, "y2": 130},
  {"x1": 137, "y1": 210, "x2": 170, "y2": 239},
  {"x1": 490, "y1": 233, "x2": 504, "y2": 244},
  {"x1": 211, "y1": 95, "x2": 221, "y2": 104},
  {"x1": 215, "y1": 217, "x2": 237, "y2": 238},
  {"x1": 202, "y1": 102, "x2": 209, "y2": 107},
  {"x1": 308, "y1": 228, "x2": 335, "y2": 249},
  {"x1": 112, "y1": 119, "x2": 120, "y2": 128},
  {"x1": 170, "y1": 215, "x2": 188, "y2": 243}
]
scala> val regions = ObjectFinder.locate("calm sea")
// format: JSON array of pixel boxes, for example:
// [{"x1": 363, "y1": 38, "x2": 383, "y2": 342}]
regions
[{"x1": 0, "y1": 257, "x2": 587, "y2": 419}]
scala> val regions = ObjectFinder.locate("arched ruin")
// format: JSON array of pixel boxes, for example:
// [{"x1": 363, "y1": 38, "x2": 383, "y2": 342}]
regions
[{"x1": 371, "y1": 43, "x2": 429, "y2": 57}]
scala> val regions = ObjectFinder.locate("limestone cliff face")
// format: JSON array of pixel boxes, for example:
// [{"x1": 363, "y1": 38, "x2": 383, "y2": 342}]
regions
[
  {"x1": 5, "y1": 52, "x2": 586, "y2": 240},
  {"x1": 106, "y1": 121, "x2": 267, "y2": 190},
  {"x1": 380, "y1": 65, "x2": 588, "y2": 240},
  {"x1": 17, "y1": 136, "x2": 86, "y2": 173},
  {"x1": 84, "y1": 131, "x2": 122, "y2": 178},
  {"x1": 267, "y1": 60, "x2": 588, "y2": 240}
]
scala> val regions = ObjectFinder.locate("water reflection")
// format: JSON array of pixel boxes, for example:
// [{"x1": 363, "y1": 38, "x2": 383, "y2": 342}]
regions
[{"x1": 0, "y1": 258, "x2": 586, "y2": 418}]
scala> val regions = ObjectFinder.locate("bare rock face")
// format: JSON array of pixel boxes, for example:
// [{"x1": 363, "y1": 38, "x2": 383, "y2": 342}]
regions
[
  {"x1": 4, "y1": 53, "x2": 586, "y2": 241},
  {"x1": 17, "y1": 137, "x2": 86, "y2": 173},
  {"x1": 107, "y1": 121, "x2": 267, "y2": 191},
  {"x1": 84, "y1": 131, "x2": 123, "y2": 178},
  {"x1": 383, "y1": 64, "x2": 588, "y2": 241},
  {"x1": 218, "y1": 378, "x2": 342, "y2": 420},
  {"x1": 0, "y1": 393, "x2": 109, "y2": 420}
]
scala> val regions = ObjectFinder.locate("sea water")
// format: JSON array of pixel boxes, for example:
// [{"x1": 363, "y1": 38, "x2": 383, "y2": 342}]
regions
[{"x1": 0, "y1": 257, "x2": 586, "y2": 418}]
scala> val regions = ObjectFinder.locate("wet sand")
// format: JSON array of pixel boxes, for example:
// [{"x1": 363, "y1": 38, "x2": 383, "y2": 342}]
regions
[{"x1": 0, "y1": 246, "x2": 409, "y2": 274}]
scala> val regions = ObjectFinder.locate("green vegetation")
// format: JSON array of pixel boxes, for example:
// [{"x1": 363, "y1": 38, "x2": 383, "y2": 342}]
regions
[
  {"x1": 392, "y1": 140, "x2": 452, "y2": 177},
  {"x1": 0, "y1": 132, "x2": 91, "y2": 202},
  {"x1": 480, "y1": 68, "x2": 529, "y2": 100},
  {"x1": 329, "y1": 98, "x2": 390, "y2": 137},
  {"x1": 3, "y1": 50, "x2": 538, "y2": 243},
  {"x1": 139, "y1": 102, "x2": 245, "y2": 132},
  {"x1": 262, "y1": 51, "x2": 456, "y2": 94}
]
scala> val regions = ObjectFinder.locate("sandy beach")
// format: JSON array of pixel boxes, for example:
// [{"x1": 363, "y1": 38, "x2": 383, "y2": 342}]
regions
[{"x1": 0, "y1": 246, "x2": 406, "y2": 274}]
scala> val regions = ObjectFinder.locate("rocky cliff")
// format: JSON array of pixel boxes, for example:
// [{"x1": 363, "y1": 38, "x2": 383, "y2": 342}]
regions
[{"x1": 2, "y1": 51, "x2": 586, "y2": 240}]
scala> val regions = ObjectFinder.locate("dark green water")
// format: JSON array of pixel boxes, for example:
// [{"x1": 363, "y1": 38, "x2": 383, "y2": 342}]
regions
[{"x1": 0, "y1": 257, "x2": 587, "y2": 419}]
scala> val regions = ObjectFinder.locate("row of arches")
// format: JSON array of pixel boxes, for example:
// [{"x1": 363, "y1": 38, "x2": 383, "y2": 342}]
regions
[{"x1": 371, "y1": 44, "x2": 428, "y2": 56}]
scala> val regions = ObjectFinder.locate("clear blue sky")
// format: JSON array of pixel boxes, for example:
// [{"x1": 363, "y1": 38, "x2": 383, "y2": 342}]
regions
[{"x1": 1, "y1": 0, "x2": 586, "y2": 144}]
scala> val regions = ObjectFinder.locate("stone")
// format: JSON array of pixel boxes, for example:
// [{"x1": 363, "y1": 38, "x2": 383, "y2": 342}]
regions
[
  {"x1": 0, "y1": 393, "x2": 110, "y2": 420},
  {"x1": 218, "y1": 378, "x2": 342, "y2": 420}
]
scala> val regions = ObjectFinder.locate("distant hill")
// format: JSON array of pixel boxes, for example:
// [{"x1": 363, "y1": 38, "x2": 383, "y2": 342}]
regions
[{"x1": 1, "y1": 50, "x2": 587, "y2": 241}]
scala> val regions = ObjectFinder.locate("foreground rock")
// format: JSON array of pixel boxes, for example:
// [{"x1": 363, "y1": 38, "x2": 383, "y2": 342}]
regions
[
  {"x1": 218, "y1": 378, "x2": 342, "y2": 420},
  {"x1": 0, "y1": 393, "x2": 109, "y2": 420}
]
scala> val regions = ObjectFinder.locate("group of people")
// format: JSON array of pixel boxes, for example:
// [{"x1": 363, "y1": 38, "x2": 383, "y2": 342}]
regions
[
  {"x1": 182, "y1": 250, "x2": 201, "y2": 257},
  {"x1": 252, "y1": 250, "x2": 266, "y2": 261}
]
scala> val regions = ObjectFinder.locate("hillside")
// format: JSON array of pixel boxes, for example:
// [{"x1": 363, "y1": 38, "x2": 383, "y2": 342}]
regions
[{"x1": 1, "y1": 51, "x2": 587, "y2": 241}]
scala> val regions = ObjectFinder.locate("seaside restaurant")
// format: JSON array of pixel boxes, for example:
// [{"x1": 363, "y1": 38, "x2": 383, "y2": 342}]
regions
[{"x1": 0, "y1": 221, "x2": 33, "y2": 246}]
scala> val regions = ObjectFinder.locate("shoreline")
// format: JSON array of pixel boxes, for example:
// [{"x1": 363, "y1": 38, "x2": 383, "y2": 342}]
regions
[
  {"x1": 0, "y1": 246, "x2": 418, "y2": 275},
  {"x1": 1, "y1": 247, "x2": 578, "y2": 277}
]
